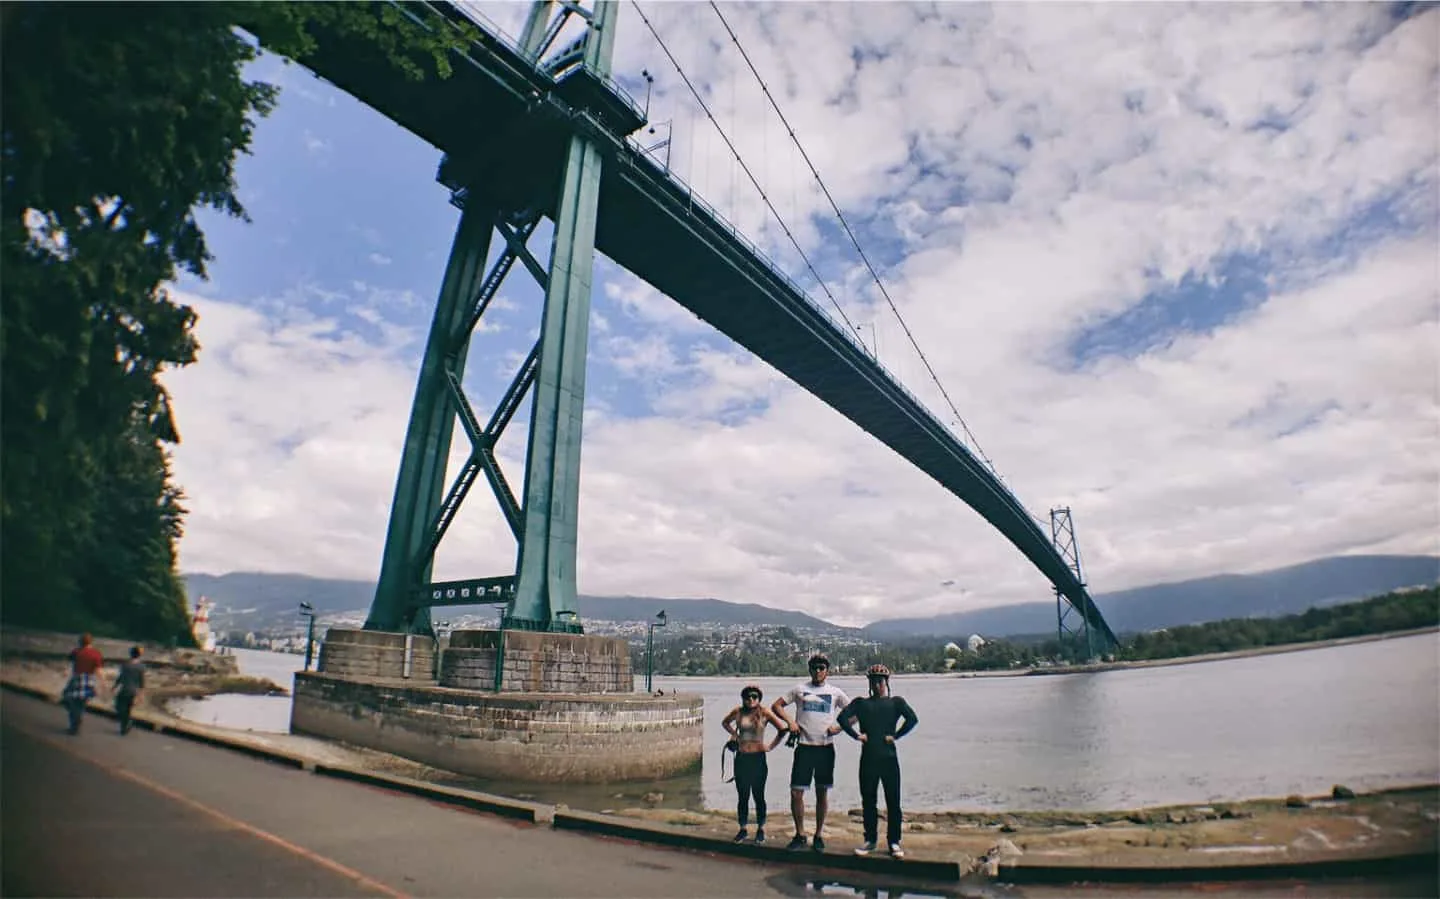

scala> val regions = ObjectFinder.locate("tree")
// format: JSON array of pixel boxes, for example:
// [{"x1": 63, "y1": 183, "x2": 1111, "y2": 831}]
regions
[{"x1": 1, "y1": 2, "x2": 475, "y2": 640}]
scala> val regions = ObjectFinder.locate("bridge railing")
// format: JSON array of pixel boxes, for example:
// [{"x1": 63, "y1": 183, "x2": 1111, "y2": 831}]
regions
[{"x1": 448, "y1": 1, "x2": 646, "y2": 117}]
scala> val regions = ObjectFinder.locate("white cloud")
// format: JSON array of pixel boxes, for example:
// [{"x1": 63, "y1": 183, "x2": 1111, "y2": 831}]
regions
[{"x1": 164, "y1": 3, "x2": 1438, "y2": 627}]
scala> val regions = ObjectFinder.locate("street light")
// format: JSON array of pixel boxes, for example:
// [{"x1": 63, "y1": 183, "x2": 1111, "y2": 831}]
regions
[
  {"x1": 641, "y1": 120, "x2": 673, "y2": 170},
  {"x1": 299, "y1": 602, "x2": 316, "y2": 672},
  {"x1": 645, "y1": 609, "x2": 668, "y2": 693}
]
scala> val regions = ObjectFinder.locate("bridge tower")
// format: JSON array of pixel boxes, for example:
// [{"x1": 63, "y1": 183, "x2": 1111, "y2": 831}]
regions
[
  {"x1": 364, "y1": 0, "x2": 631, "y2": 636},
  {"x1": 1050, "y1": 507, "x2": 1097, "y2": 662}
]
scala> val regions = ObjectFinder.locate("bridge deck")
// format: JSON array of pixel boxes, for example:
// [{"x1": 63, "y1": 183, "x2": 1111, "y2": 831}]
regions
[{"x1": 261, "y1": 1, "x2": 1116, "y2": 646}]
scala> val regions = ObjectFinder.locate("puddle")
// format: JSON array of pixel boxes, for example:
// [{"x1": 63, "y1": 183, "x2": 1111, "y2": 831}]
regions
[{"x1": 765, "y1": 869, "x2": 1017, "y2": 899}]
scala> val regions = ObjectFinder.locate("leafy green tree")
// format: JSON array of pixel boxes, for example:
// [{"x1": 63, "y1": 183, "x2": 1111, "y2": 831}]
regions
[{"x1": 1, "y1": 2, "x2": 474, "y2": 640}]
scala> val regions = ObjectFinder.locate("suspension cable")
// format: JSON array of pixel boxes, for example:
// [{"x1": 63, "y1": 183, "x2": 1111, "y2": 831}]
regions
[
  {"x1": 707, "y1": 2, "x2": 995, "y2": 470},
  {"x1": 628, "y1": 1, "x2": 862, "y2": 340}
]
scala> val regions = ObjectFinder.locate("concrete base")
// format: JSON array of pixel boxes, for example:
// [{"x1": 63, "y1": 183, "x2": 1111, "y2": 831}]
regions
[{"x1": 290, "y1": 673, "x2": 703, "y2": 783}]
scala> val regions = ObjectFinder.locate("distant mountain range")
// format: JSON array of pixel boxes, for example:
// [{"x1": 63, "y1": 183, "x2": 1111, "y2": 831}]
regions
[
  {"x1": 185, "y1": 553, "x2": 1438, "y2": 639},
  {"x1": 183, "y1": 572, "x2": 841, "y2": 633},
  {"x1": 860, "y1": 554, "x2": 1440, "y2": 639}
]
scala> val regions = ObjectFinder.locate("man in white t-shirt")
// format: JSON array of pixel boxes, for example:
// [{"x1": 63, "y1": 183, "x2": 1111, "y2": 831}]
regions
[{"x1": 772, "y1": 654, "x2": 850, "y2": 852}]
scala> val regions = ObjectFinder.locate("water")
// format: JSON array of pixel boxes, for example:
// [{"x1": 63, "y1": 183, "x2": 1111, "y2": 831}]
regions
[
  {"x1": 165, "y1": 648, "x2": 304, "y2": 733},
  {"x1": 170, "y1": 634, "x2": 1440, "y2": 813}
]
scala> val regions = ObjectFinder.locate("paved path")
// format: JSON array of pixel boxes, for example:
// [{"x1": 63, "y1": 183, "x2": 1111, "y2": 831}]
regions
[
  {"x1": 1, "y1": 693, "x2": 782, "y2": 897},
  {"x1": 4, "y1": 692, "x2": 1430, "y2": 899}
]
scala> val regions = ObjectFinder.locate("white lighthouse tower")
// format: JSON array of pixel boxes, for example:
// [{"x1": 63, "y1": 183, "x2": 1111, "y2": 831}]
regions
[{"x1": 191, "y1": 596, "x2": 217, "y2": 652}]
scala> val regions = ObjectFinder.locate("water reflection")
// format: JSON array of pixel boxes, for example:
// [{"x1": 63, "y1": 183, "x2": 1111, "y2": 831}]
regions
[{"x1": 765, "y1": 869, "x2": 1013, "y2": 899}]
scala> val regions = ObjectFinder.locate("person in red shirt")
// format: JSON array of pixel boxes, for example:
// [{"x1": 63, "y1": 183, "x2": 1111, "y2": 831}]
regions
[{"x1": 63, "y1": 633, "x2": 104, "y2": 734}]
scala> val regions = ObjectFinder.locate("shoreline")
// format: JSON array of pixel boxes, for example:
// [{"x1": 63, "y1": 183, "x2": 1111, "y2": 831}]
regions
[
  {"x1": 993, "y1": 625, "x2": 1439, "y2": 678},
  {"x1": 631, "y1": 625, "x2": 1437, "y2": 680},
  {"x1": 3, "y1": 670, "x2": 1433, "y2": 876},
  {"x1": 2, "y1": 641, "x2": 1435, "y2": 876}
]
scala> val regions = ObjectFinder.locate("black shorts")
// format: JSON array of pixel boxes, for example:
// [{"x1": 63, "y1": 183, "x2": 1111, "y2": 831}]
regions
[{"x1": 789, "y1": 744, "x2": 836, "y2": 791}]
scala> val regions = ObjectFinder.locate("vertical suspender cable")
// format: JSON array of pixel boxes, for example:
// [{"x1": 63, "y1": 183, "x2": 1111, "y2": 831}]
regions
[
  {"x1": 630, "y1": 0, "x2": 862, "y2": 338},
  {"x1": 706, "y1": 1, "x2": 995, "y2": 472}
]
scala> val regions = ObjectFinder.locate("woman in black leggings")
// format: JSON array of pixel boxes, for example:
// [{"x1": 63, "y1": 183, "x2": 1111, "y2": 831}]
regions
[{"x1": 722, "y1": 684, "x2": 788, "y2": 843}]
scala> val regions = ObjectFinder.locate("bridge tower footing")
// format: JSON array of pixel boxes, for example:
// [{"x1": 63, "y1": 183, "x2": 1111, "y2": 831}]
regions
[{"x1": 295, "y1": 627, "x2": 703, "y2": 784}]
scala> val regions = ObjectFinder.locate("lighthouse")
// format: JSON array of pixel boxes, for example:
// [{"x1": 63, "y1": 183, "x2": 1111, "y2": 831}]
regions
[{"x1": 191, "y1": 596, "x2": 217, "y2": 653}]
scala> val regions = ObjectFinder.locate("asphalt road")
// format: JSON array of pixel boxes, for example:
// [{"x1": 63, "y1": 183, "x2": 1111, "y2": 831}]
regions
[{"x1": 1, "y1": 693, "x2": 784, "y2": 898}]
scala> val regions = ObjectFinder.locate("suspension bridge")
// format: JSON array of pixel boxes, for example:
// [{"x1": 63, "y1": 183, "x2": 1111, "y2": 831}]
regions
[{"x1": 276, "y1": 0, "x2": 1118, "y2": 655}]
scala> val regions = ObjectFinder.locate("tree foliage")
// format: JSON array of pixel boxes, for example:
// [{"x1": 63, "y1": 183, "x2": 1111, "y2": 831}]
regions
[
  {"x1": 1, "y1": 2, "x2": 475, "y2": 641},
  {"x1": 1116, "y1": 586, "x2": 1439, "y2": 661},
  {"x1": 634, "y1": 588, "x2": 1439, "y2": 678}
]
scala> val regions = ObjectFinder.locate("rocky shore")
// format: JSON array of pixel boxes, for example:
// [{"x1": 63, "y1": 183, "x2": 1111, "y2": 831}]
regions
[
  {"x1": 603, "y1": 785, "x2": 1438, "y2": 871},
  {"x1": 0, "y1": 628, "x2": 287, "y2": 712}
]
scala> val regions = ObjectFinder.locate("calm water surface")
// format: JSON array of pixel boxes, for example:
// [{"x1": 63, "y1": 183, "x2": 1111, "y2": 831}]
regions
[{"x1": 169, "y1": 634, "x2": 1439, "y2": 813}]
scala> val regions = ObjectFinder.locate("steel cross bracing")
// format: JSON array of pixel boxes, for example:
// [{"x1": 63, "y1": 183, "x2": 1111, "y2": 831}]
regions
[
  {"x1": 366, "y1": 0, "x2": 619, "y2": 635},
  {"x1": 298, "y1": 0, "x2": 1120, "y2": 642},
  {"x1": 1050, "y1": 507, "x2": 1102, "y2": 659}
]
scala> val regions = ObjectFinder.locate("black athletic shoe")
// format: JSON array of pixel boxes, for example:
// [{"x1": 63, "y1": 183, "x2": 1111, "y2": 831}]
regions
[
  {"x1": 786, "y1": 834, "x2": 808, "y2": 851},
  {"x1": 733, "y1": 829, "x2": 748, "y2": 843},
  {"x1": 811, "y1": 836, "x2": 826, "y2": 853},
  {"x1": 754, "y1": 828, "x2": 766, "y2": 844}
]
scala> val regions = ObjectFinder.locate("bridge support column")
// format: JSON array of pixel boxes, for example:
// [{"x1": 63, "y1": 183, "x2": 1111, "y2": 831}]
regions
[
  {"x1": 506, "y1": 0, "x2": 618, "y2": 633},
  {"x1": 1050, "y1": 506, "x2": 1097, "y2": 661},
  {"x1": 505, "y1": 132, "x2": 604, "y2": 632},
  {"x1": 367, "y1": 205, "x2": 495, "y2": 634}
]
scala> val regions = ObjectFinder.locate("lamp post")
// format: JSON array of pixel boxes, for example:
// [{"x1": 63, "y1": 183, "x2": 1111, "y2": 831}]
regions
[
  {"x1": 641, "y1": 120, "x2": 673, "y2": 170},
  {"x1": 299, "y1": 602, "x2": 316, "y2": 672},
  {"x1": 645, "y1": 609, "x2": 668, "y2": 693}
]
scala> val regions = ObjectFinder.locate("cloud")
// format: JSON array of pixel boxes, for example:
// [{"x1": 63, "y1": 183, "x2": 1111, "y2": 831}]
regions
[
  {"x1": 301, "y1": 129, "x2": 331, "y2": 157},
  {"x1": 162, "y1": 3, "x2": 1438, "y2": 628}
]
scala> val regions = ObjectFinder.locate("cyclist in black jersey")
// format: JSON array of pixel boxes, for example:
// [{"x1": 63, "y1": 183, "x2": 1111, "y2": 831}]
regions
[
  {"x1": 837, "y1": 663, "x2": 918, "y2": 859},
  {"x1": 721, "y1": 684, "x2": 787, "y2": 843}
]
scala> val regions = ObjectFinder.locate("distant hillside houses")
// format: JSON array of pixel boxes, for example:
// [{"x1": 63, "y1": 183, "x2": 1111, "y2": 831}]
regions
[{"x1": 943, "y1": 634, "x2": 987, "y2": 654}]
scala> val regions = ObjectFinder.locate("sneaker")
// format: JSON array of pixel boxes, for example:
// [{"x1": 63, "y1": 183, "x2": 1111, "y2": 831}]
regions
[
  {"x1": 754, "y1": 828, "x2": 766, "y2": 844},
  {"x1": 889, "y1": 843, "x2": 905, "y2": 859},
  {"x1": 811, "y1": 836, "x2": 826, "y2": 853},
  {"x1": 854, "y1": 841, "x2": 876, "y2": 856},
  {"x1": 733, "y1": 829, "x2": 748, "y2": 843},
  {"x1": 786, "y1": 834, "x2": 808, "y2": 851}
]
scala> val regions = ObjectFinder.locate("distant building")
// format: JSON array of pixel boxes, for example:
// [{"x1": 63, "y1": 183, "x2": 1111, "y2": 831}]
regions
[{"x1": 966, "y1": 634, "x2": 986, "y2": 653}]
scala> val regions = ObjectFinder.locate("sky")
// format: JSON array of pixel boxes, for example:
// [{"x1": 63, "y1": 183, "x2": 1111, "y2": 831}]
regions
[{"x1": 163, "y1": 1, "x2": 1439, "y2": 628}]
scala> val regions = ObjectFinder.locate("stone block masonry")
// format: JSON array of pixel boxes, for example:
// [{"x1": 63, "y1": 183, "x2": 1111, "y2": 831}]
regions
[
  {"x1": 318, "y1": 629, "x2": 437, "y2": 681},
  {"x1": 440, "y1": 629, "x2": 630, "y2": 693},
  {"x1": 291, "y1": 673, "x2": 703, "y2": 783}
]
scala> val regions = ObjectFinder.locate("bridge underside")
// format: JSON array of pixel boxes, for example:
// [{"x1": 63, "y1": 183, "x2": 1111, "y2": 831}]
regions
[{"x1": 259, "y1": 1, "x2": 1117, "y2": 649}]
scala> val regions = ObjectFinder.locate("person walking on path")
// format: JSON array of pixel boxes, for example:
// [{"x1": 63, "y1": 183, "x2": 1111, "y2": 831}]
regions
[
  {"x1": 720, "y1": 684, "x2": 788, "y2": 844},
  {"x1": 772, "y1": 654, "x2": 849, "y2": 852},
  {"x1": 61, "y1": 633, "x2": 104, "y2": 735},
  {"x1": 838, "y1": 663, "x2": 918, "y2": 859},
  {"x1": 114, "y1": 646, "x2": 146, "y2": 735}
]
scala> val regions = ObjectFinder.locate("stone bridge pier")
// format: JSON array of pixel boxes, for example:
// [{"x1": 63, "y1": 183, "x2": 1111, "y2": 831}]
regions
[{"x1": 290, "y1": 629, "x2": 703, "y2": 784}]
